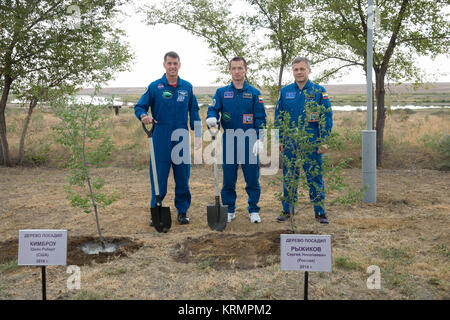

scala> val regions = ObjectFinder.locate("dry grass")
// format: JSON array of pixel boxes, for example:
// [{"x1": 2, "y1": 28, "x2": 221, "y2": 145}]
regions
[{"x1": 5, "y1": 106, "x2": 449, "y2": 170}]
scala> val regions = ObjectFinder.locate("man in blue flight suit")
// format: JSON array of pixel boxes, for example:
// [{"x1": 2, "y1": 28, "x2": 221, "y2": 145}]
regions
[
  {"x1": 275, "y1": 57, "x2": 333, "y2": 224},
  {"x1": 135, "y1": 51, "x2": 202, "y2": 225},
  {"x1": 206, "y1": 56, "x2": 266, "y2": 224}
]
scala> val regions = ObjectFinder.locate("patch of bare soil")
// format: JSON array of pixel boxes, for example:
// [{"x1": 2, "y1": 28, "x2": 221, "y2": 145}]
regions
[
  {"x1": 0, "y1": 236, "x2": 142, "y2": 266},
  {"x1": 171, "y1": 230, "x2": 315, "y2": 270},
  {"x1": 1, "y1": 166, "x2": 449, "y2": 300}
]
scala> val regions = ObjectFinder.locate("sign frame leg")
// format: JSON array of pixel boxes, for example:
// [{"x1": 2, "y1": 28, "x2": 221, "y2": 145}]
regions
[
  {"x1": 304, "y1": 271, "x2": 309, "y2": 300},
  {"x1": 41, "y1": 266, "x2": 46, "y2": 300}
]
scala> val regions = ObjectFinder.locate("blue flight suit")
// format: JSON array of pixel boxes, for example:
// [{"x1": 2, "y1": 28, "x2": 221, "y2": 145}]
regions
[
  {"x1": 135, "y1": 74, "x2": 201, "y2": 215},
  {"x1": 275, "y1": 79, "x2": 333, "y2": 216},
  {"x1": 207, "y1": 81, "x2": 266, "y2": 214}
]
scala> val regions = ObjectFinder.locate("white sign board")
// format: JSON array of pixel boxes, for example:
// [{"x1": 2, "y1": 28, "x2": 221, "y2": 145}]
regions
[
  {"x1": 280, "y1": 234, "x2": 332, "y2": 272},
  {"x1": 18, "y1": 230, "x2": 68, "y2": 266}
]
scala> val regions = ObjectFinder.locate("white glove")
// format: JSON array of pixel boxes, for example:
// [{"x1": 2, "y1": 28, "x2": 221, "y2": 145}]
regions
[
  {"x1": 206, "y1": 117, "x2": 218, "y2": 128},
  {"x1": 252, "y1": 139, "x2": 264, "y2": 156}
]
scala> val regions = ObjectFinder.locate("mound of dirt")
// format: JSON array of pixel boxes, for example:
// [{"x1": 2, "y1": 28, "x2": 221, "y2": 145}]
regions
[
  {"x1": 172, "y1": 230, "x2": 315, "y2": 270},
  {"x1": 0, "y1": 236, "x2": 142, "y2": 266}
]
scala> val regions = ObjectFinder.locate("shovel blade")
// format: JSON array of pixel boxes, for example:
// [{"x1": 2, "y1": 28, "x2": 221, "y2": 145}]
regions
[
  {"x1": 207, "y1": 204, "x2": 228, "y2": 231},
  {"x1": 151, "y1": 205, "x2": 171, "y2": 233}
]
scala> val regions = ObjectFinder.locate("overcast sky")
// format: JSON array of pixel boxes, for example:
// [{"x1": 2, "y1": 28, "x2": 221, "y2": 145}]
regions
[{"x1": 105, "y1": 1, "x2": 450, "y2": 89}]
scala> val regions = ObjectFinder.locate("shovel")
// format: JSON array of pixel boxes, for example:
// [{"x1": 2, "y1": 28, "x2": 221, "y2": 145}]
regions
[
  {"x1": 206, "y1": 123, "x2": 228, "y2": 231},
  {"x1": 143, "y1": 122, "x2": 171, "y2": 233}
]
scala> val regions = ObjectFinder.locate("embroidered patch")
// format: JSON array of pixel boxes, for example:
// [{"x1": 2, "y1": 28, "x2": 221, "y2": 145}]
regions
[
  {"x1": 308, "y1": 111, "x2": 319, "y2": 122},
  {"x1": 286, "y1": 92, "x2": 296, "y2": 99},
  {"x1": 157, "y1": 83, "x2": 164, "y2": 90},
  {"x1": 322, "y1": 93, "x2": 329, "y2": 99},
  {"x1": 224, "y1": 91, "x2": 234, "y2": 99},
  {"x1": 258, "y1": 95, "x2": 264, "y2": 103},
  {"x1": 243, "y1": 92, "x2": 253, "y2": 99},
  {"x1": 162, "y1": 91, "x2": 173, "y2": 99},
  {"x1": 210, "y1": 98, "x2": 216, "y2": 107},
  {"x1": 177, "y1": 90, "x2": 188, "y2": 102},
  {"x1": 223, "y1": 112, "x2": 231, "y2": 121},
  {"x1": 243, "y1": 114, "x2": 253, "y2": 124}
]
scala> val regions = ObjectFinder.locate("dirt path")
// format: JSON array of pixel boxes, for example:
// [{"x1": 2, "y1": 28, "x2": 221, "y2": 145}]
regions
[{"x1": 0, "y1": 166, "x2": 448, "y2": 300}]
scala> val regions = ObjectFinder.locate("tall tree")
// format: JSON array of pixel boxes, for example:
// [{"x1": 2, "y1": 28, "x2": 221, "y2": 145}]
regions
[
  {"x1": 0, "y1": 0, "x2": 133, "y2": 166},
  {"x1": 145, "y1": 0, "x2": 252, "y2": 83},
  {"x1": 144, "y1": 0, "x2": 313, "y2": 102},
  {"x1": 310, "y1": 0, "x2": 450, "y2": 166},
  {"x1": 12, "y1": 33, "x2": 131, "y2": 165},
  {"x1": 245, "y1": 0, "x2": 309, "y2": 99}
]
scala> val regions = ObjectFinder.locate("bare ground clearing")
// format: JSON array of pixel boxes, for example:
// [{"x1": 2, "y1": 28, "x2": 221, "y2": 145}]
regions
[{"x1": 0, "y1": 165, "x2": 448, "y2": 300}]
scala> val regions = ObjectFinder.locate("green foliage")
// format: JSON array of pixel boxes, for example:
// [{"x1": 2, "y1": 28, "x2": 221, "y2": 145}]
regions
[
  {"x1": 25, "y1": 142, "x2": 51, "y2": 166},
  {"x1": 0, "y1": 0, "x2": 133, "y2": 166},
  {"x1": 267, "y1": 94, "x2": 363, "y2": 231},
  {"x1": 310, "y1": 0, "x2": 450, "y2": 83},
  {"x1": 324, "y1": 155, "x2": 367, "y2": 206},
  {"x1": 0, "y1": 260, "x2": 19, "y2": 274},
  {"x1": 145, "y1": 0, "x2": 251, "y2": 83},
  {"x1": 434, "y1": 243, "x2": 450, "y2": 260},
  {"x1": 374, "y1": 246, "x2": 413, "y2": 266},
  {"x1": 144, "y1": 0, "x2": 310, "y2": 90},
  {"x1": 421, "y1": 133, "x2": 450, "y2": 170},
  {"x1": 328, "y1": 127, "x2": 362, "y2": 151},
  {"x1": 309, "y1": 0, "x2": 450, "y2": 166},
  {"x1": 51, "y1": 93, "x2": 120, "y2": 243},
  {"x1": 334, "y1": 256, "x2": 361, "y2": 271}
]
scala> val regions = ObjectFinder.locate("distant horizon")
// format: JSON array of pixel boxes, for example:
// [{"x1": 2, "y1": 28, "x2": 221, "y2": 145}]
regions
[
  {"x1": 79, "y1": 81, "x2": 450, "y2": 95},
  {"x1": 84, "y1": 81, "x2": 450, "y2": 88}
]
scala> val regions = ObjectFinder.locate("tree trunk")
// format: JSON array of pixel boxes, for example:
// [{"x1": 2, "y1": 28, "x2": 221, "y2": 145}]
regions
[
  {"x1": 18, "y1": 98, "x2": 38, "y2": 165},
  {"x1": 278, "y1": 61, "x2": 285, "y2": 93},
  {"x1": 0, "y1": 75, "x2": 13, "y2": 167},
  {"x1": 82, "y1": 105, "x2": 105, "y2": 248},
  {"x1": 375, "y1": 71, "x2": 386, "y2": 167}
]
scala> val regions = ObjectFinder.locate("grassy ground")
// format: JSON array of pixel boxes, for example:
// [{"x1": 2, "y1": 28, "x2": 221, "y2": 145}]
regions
[{"x1": 0, "y1": 106, "x2": 449, "y2": 300}]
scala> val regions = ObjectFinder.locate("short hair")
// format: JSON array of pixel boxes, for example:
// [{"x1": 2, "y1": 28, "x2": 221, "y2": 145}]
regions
[
  {"x1": 229, "y1": 56, "x2": 247, "y2": 69},
  {"x1": 164, "y1": 51, "x2": 180, "y2": 62},
  {"x1": 292, "y1": 57, "x2": 311, "y2": 68}
]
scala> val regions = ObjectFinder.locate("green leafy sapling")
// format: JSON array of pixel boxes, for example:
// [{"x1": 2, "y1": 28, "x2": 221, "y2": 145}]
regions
[
  {"x1": 268, "y1": 89, "x2": 364, "y2": 232},
  {"x1": 51, "y1": 91, "x2": 120, "y2": 248}
]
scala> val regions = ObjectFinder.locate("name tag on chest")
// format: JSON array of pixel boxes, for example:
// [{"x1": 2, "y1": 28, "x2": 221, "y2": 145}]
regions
[
  {"x1": 224, "y1": 91, "x2": 234, "y2": 99},
  {"x1": 243, "y1": 92, "x2": 253, "y2": 99},
  {"x1": 308, "y1": 112, "x2": 319, "y2": 122},
  {"x1": 286, "y1": 92, "x2": 296, "y2": 99}
]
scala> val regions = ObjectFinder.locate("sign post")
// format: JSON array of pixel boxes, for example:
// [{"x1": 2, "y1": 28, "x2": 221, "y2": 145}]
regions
[
  {"x1": 304, "y1": 271, "x2": 309, "y2": 300},
  {"x1": 41, "y1": 266, "x2": 47, "y2": 300},
  {"x1": 362, "y1": 0, "x2": 377, "y2": 203},
  {"x1": 18, "y1": 229, "x2": 68, "y2": 300},
  {"x1": 280, "y1": 234, "x2": 332, "y2": 300}
]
